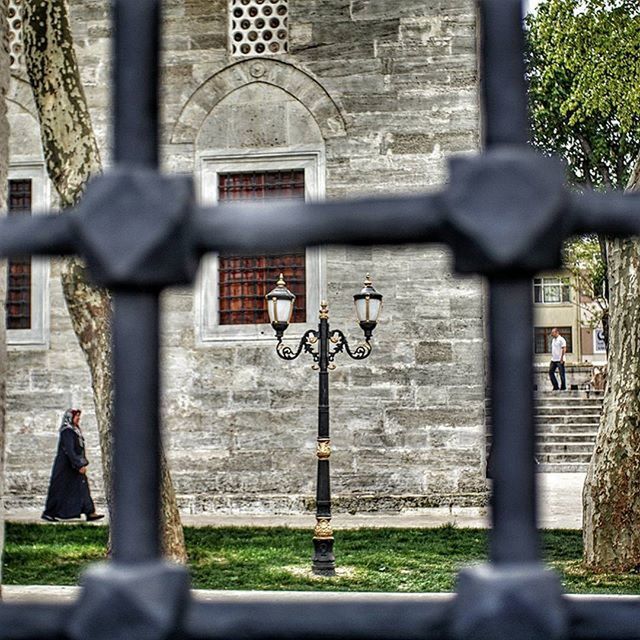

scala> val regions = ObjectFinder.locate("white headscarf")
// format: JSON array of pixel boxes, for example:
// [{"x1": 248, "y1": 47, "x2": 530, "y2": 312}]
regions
[{"x1": 59, "y1": 409, "x2": 85, "y2": 448}]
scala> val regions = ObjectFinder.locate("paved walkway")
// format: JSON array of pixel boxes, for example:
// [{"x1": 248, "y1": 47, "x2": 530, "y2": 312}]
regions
[
  {"x1": 3, "y1": 584, "x2": 634, "y2": 603},
  {"x1": 5, "y1": 473, "x2": 585, "y2": 530}
]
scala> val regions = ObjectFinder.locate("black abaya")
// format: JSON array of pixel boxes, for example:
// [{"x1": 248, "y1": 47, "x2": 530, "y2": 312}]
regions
[{"x1": 43, "y1": 426, "x2": 95, "y2": 520}]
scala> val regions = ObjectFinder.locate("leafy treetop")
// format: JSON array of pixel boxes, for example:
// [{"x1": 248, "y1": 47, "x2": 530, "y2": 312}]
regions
[{"x1": 525, "y1": 0, "x2": 640, "y2": 190}]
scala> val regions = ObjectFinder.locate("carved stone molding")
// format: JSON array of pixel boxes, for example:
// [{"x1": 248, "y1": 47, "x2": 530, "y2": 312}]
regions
[{"x1": 171, "y1": 59, "x2": 346, "y2": 145}]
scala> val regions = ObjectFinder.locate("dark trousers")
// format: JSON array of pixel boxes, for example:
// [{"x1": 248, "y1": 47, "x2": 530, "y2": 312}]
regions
[{"x1": 549, "y1": 361, "x2": 566, "y2": 390}]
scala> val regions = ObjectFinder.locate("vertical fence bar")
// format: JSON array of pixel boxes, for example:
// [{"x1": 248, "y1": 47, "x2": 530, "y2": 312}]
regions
[
  {"x1": 113, "y1": 0, "x2": 160, "y2": 167},
  {"x1": 111, "y1": 292, "x2": 161, "y2": 562},
  {"x1": 488, "y1": 278, "x2": 539, "y2": 563},
  {"x1": 110, "y1": 0, "x2": 163, "y2": 562},
  {"x1": 479, "y1": 0, "x2": 529, "y2": 147},
  {"x1": 479, "y1": 0, "x2": 540, "y2": 563}
]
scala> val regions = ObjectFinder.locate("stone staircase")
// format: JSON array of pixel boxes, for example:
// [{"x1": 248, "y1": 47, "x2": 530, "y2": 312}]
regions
[
  {"x1": 535, "y1": 390, "x2": 603, "y2": 472},
  {"x1": 486, "y1": 390, "x2": 603, "y2": 473}
]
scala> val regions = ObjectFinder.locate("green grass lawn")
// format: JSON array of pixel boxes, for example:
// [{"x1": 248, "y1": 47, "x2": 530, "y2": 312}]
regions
[{"x1": 3, "y1": 523, "x2": 640, "y2": 594}]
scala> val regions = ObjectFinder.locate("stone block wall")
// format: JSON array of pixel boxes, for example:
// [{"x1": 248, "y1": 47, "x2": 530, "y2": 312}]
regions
[
  {"x1": 0, "y1": 0, "x2": 10, "y2": 586},
  {"x1": 4, "y1": 0, "x2": 487, "y2": 516}
]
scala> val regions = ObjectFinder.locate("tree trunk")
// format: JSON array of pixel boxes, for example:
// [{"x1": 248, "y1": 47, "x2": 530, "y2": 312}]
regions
[
  {"x1": 23, "y1": 0, "x2": 186, "y2": 563},
  {"x1": 583, "y1": 160, "x2": 640, "y2": 571},
  {"x1": 0, "y1": 0, "x2": 9, "y2": 596}
]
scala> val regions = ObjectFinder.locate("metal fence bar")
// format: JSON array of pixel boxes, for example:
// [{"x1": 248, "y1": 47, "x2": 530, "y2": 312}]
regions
[
  {"x1": 109, "y1": 0, "x2": 163, "y2": 564},
  {"x1": 113, "y1": 0, "x2": 160, "y2": 167},
  {"x1": 570, "y1": 191, "x2": 640, "y2": 236},
  {"x1": 1, "y1": 0, "x2": 640, "y2": 638},
  {"x1": 479, "y1": 0, "x2": 529, "y2": 147},
  {"x1": 183, "y1": 599, "x2": 451, "y2": 640},
  {"x1": 480, "y1": 0, "x2": 540, "y2": 565},
  {"x1": 0, "y1": 603, "x2": 75, "y2": 640},
  {"x1": 487, "y1": 278, "x2": 538, "y2": 563},
  {"x1": 566, "y1": 599, "x2": 640, "y2": 639},
  {"x1": 111, "y1": 292, "x2": 162, "y2": 562},
  {"x1": 0, "y1": 215, "x2": 76, "y2": 257},
  {"x1": 194, "y1": 194, "x2": 444, "y2": 253},
  {"x1": 3, "y1": 596, "x2": 640, "y2": 640}
]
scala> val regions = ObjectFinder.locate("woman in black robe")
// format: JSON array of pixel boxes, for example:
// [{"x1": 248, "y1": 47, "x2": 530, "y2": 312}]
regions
[{"x1": 42, "y1": 409, "x2": 103, "y2": 522}]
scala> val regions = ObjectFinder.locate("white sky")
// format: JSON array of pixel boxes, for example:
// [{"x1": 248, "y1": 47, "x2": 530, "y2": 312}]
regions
[{"x1": 525, "y1": 0, "x2": 542, "y2": 14}]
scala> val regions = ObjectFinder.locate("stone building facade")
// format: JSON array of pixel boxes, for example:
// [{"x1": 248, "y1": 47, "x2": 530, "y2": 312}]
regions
[
  {"x1": 4, "y1": 0, "x2": 486, "y2": 516},
  {"x1": 0, "y1": 0, "x2": 10, "y2": 585}
]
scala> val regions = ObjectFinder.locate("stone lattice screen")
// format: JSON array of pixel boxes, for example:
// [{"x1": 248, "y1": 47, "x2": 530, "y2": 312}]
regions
[
  {"x1": 7, "y1": 0, "x2": 23, "y2": 70},
  {"x1": 229, "y1": 0, "x2": 288, "y2": 56}
]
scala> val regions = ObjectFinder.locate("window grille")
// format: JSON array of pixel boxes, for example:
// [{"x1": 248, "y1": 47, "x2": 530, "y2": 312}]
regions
[
  {"x1": 218, "y1": 170, "x2": 306, "y2": 325},
  {"x1": 6, "y1": 179, "x2": 32, "y2": 329},
  {"x1": 534, "y1": 326, "x2": 572, "y2": 354},
  {"x1": 7, "y1": 0, "x2": 24, "y2": 70},
  {"x1": 533, "y1": 276, "x2": 571, "y2": 304},
  {"x1": 229, "y1": 0, "x2": 289, "y2": 57}
]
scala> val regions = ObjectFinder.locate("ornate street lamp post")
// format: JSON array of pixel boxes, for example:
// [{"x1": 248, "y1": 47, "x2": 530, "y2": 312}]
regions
[{"x1": 266, "y1": 274, "x2": 383, "y2": 576}]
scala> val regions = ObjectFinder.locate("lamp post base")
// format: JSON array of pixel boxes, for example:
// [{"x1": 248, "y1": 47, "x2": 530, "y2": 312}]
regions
[{"x1": 312, "y1": 537, "x2": 336, "y2": 576}]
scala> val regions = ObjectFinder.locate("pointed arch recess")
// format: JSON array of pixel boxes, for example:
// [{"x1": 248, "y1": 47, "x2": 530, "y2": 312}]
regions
[
  {"x1": 170, "y1": 59, "x2": 347, "y2": 144},
  {"x1": 7, "y1": 75, "x2": 39, "y2": 121}
]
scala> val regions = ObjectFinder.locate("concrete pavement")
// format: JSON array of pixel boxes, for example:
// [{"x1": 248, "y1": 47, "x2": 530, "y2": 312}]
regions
[{"x1": 5, "y1": 473, "x2": 585, "y2": 530}]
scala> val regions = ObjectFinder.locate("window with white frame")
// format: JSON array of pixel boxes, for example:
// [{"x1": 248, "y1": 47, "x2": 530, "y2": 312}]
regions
[
  {"x1": 197, "y1": 148, "x2": 325, "y2": 342},
  {"x1": 6, "y1": 164, "x2": 50, "y2": 347},
  {"x1": 533, "y1": 276, "x2": 571, "y2": 304}
]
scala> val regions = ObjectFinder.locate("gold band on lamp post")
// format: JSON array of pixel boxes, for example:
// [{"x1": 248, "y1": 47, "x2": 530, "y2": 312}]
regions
[
  {"x1": 314, "y1": 518, "x2": 334, "y2": 539},
  {"x1": 316, "y1": 439, "x2": 331, "y2": 460}
]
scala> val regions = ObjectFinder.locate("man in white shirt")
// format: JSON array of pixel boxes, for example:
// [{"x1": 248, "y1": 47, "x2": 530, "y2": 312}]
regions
[{"x1": 549, "y1": 327, "x2": 567, "y2": 391}]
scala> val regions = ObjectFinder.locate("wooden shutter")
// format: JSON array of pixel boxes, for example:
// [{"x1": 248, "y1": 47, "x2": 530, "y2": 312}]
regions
[
  {"x1": 217, "y1": 170, "x2": 306, "y2": 325},
  {"x1": 6, "y1": 179, "x2": 32, "y2": 330}
]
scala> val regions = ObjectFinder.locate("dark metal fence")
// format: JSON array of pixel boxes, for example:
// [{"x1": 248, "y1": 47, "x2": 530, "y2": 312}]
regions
[{"x1": 1, "y1": 0, "x2": 639, "y2": 638}]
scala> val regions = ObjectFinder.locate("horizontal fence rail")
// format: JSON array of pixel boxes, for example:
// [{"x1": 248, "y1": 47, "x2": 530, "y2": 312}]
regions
[
  {"x1": 2, "y1": 597, "x2": 640, "y2": 640},
  {"x1": 0, "y1": 0, "x2": 639, "y2": 639}
]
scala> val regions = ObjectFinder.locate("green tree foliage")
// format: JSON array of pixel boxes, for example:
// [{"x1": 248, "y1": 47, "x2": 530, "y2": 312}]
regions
[
  {"x1": 526, "y1": 0, "x2": 640, "y2": 342},
  {"x1": 525, "y1": 0, "x2": 640, "y2": 190},
  {"x1": 563, "y1": 235, "x2": 608, "y2": 326}
]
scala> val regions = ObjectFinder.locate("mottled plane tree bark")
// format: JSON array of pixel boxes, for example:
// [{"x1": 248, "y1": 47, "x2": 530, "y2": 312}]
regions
[
  {"x1": 583, "y1": 163, "x2": 640, "y2": 570},
  {"x1": 22, "y1": 0, "x2": 186, "y2": 562}
]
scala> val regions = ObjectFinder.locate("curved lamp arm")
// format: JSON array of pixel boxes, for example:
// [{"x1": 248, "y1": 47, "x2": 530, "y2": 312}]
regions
[
  {"x1": 276, "y1": 329, "x2": 319, "y2": 362},
  {"x1": 328, "y1": 329, "x2": 372, "y2": 362}
]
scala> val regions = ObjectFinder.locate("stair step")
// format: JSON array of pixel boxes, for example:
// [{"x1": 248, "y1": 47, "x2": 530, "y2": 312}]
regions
[
  {"x1": 537, "y1": 452, "x2": 592, "y2": 463},
  {"x1": 536, "y1": 411, "x2": 600, "y2": 424},
  {"x1": 536, "y1": 433, "x2": 597, "y2": 442},
  {"x1": 536, "y1": 443, "x2": 594, "y2": 454},
  {"x1": 534, "y1": 401, "x2": 603, "y2": 409},
  {"x1": 536, "y1": 408, "x2": 601, "y2": 415},
  {"x1": 535, "y1": 463, "x2": 589, "y2": 473},
  {"x1": 486, "y1": 390, "x2": 603, "y2": 471},
  {"x1": 537, "y1": 423, "x2": 601, "y2": 433},
  {"x1": 487, "y1": 424, "x2": 600, "y2": 435}
]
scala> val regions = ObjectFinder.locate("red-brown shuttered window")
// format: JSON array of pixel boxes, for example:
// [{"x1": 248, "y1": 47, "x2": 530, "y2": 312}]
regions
[
  {"x1": 6, "y1": 179, "x2": 32, "y2": 330},
  {"x1": 217, "y1": 170, "x2": 306, "y2": 325}
]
